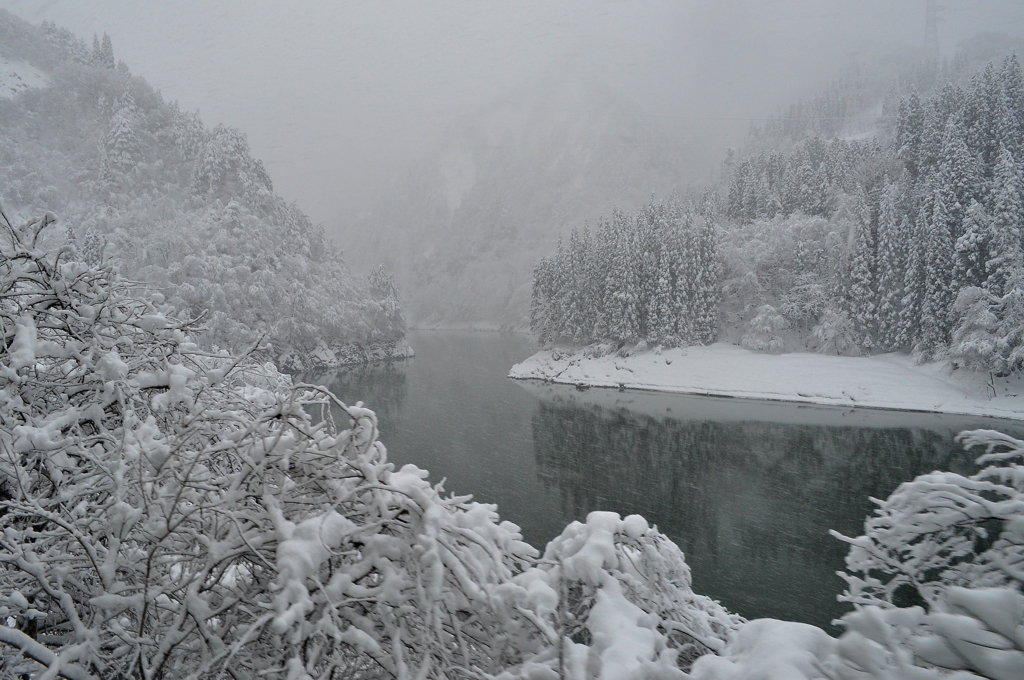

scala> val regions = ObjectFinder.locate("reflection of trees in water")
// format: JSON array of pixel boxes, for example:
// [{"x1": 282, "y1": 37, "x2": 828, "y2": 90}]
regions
[
  {"x1": 304, "y1": 363, "x2": 408, "y2": 424},
  {"x1": 531, "y1": 400, "x2": 983, "y2": 630}
]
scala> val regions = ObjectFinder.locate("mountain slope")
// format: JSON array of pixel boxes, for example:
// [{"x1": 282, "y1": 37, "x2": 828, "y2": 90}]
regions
[
  {"x1": 343, "y1": 80, "x2": 710, "y2": 329},
  {"x1": 0, "y1": 11, "x2": 403, "y2": 369}
]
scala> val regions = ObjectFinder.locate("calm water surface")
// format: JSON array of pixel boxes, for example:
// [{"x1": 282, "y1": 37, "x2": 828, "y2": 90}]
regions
[{"x1": 307, "y1": 330, "x2": 1024, "y2": 631}]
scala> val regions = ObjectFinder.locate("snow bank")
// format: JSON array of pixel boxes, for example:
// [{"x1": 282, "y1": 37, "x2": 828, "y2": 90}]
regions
[
  {"x1": 0, "y1": 58, "x2": 47, "y2": 99},
  {"x1": 509, "y1": 343, "x2": 1024, "y2": 421}
]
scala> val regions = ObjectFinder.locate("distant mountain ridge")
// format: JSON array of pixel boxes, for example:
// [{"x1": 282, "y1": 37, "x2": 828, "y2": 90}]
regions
[{"x1": 343, "y1": 79, "x2": 710, "y2": 329}]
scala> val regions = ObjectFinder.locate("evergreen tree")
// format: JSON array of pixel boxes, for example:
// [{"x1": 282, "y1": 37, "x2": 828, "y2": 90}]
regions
[
  {"x1": 985, "y1": 147, "x2": 1023, "y2": 297},
  {"x1": 966, "y1": 63, "x2": 1007, "y2": 176},
  {"x1": 938, "y1": 119, "x2": 981, "y2": 233},
  {"x1": 694, "y1": 199, "x2": 721, "y2": 343},
  {"x1": 742, "y1": 304, "x2": 788, "y2": 353},
  {"x1": 916, "y1": 190, "x2": 956, "y2": 358},
  {"x1": 847, "y1": 190, "x2": 877, "y2": 347},
  {"x1": 955, "y1": 200, "x2": 991, "y2": 290},
  {"x1": 895, "y1": 90, "x2": 926, "y2": 181},
  {"x1": 601, "y1": 210, "x2": 634, "y2": 341},
  {"x1": 899, "y1": 208, "x2": 928, "y2": 349},
  {"x1": 949, "y1": 286, "x2": 1005, "y2": 372},
  {"x1": 100, "y1": 32, "x2": 115, "y2": 69},
  {"x1": 106, "y1": 86, "x2": 140, "y2": 174},
  {"x1": 91, "y1": 31, "x2": 115, "y2": 69},
  {"x1": 875, "y1": 193, "x2": 906, "y2": 348}
]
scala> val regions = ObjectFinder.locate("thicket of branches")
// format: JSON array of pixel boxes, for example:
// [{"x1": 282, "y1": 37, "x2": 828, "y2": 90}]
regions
[
  {"x1": 0, "y1": 211, "x2": 738, "y2": 679},
  {"x1": 825, "y1": 428, "x2": 1024, "y2": 678}
]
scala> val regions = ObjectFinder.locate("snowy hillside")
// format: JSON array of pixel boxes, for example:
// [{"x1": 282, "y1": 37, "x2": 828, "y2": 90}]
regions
[
  {"x1": 341, "y1": 80, "x2": 712, "y2": 329},
  {"x1": 0, "y1": 11, "x2": 405, "y2": 369},
  {"x1": 0, "y1": 57, "x2": 46, "y2": 98}
]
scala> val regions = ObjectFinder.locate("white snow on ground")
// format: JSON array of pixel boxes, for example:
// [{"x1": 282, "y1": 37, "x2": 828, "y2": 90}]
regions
[
  {"x1": 509, "y1": 343, "x2": 1024, "y2": 420},
  {"x1": 0, "y1": 58, "x2": 47, "y2": 99},
  {"x1": 0, "y1": 58, "x2": 47, "y2": 98}
]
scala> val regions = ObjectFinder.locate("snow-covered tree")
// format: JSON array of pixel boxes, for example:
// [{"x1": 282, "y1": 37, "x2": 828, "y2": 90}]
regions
[
  {"x1": 984, "y1": 146, "x2": 1023, "y2": 298},
  {"x1": 876, "y1": 194, "x2": 907, "y2": 349},
  {"x1": 824, "y1": 428, "x2": 1024, "y2": 678},
  {"x1": 916, "y1": 190, "x2": 956, "y2": 359},
  {"x1": 0, "y1": 211, "x2": 533, "y2": 679},
  {"x1": 811, "y1": 307, "x2": 859, "y2": 356},
  {"x1": 90, "y1": 31, "x2": 115, "y2": 69},
  {"x1": 835, "y1": 428, "x2": 1024, "y2": 611},
  {"x1": 741, "y1": 304, "x2": 788, "y2": 353},
  {"x1": 189, "y1": 124, "x2": 274, "y2": 212},
  {"x1": 948, "y1": 286, "x2": 1006, "y2": 373},
  {"x1": 105, "y1": 86, "x2": 140, "y2": 174},
  {"x1": 956, "y1": 200, "x2": 992, "y2": 291},
  {"x1": 847, "y1": 189, "x2": 878, "y2": 348}
]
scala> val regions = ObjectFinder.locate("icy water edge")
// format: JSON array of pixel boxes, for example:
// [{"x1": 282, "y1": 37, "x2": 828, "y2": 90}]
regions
[{"x1": 305, "y1": 330, "x2": 1024, "y2": 632}]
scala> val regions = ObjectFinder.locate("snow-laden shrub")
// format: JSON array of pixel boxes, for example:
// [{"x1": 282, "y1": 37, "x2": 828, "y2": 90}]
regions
[
  {"x1": 690, "y1": 428, "x2": 1024, "y2": 680},
  {"x1": 0, "y1": 212, "x2": 548, "y2": 679},
  {"x1": 1, "y1": 211, "x2": 742, "y2": 679},
  {"x1": 741, "y1": 304, "x2": 788, "y2": 354},
  {"x1": 833, "y1": 429, "x2": 1024, "y2": 610},
  {"x1": 810, "y1": 307, "x2": 860, "y2": 356},
  {"x1": 536, "y1": 512, "x2": 741, "y2": 677},
  {"x1": 824, "y1": 428, "x2": 1024, "y2": 678}
]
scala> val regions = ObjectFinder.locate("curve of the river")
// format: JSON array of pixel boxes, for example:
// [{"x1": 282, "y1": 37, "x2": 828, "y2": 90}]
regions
[{"x1": 305, "y1": 330, "x2": 1024, "y2": 632}]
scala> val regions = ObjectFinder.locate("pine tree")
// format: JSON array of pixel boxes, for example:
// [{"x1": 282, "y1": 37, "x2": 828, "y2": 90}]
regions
[
  {"x1": 938, "y1": 118, "x2": 981, "y2": 233},
  {"x1": 601, "y1": 210, "x2": 634, "y2": 341},
  {"x1": 955, "y1": 200, "x2": 991, "y2": 290},
  {"x1": 896, "y1": 90, "x2": 926, "y2": 181},
  {"x1": 100, "y1": 32, "x2": 115, "y2": 69},
  {"x1": 91, "y1": 32, "x2": 115, "y2": 69},
  {"x1": 875, "y1": 192, "x2": 906, "y2": 349},
  {"x1": 966, "y1": 63, "x2": 1005, "y2": 176},
  {"x1": 666, "y1": 211, "x2": 694, "y2": 344},
  {"x1": 847, "y1": 189, "x2": 877, "y2": 348},
  {"x1": 694, "y1": 198, "x2": 721, "y2": 343},
  {"x1": 899, "y1": 208, "x2": 928, "y2": 349},
  {"x1": 916, "y1": 190, "x2": 956, "y2": 358},
  {"x1": 985, "y1": 147, "x2": 1023, "y2": 297},
  {"x1": 999, "y1": 266, "x2": 1024, "y2": 371},
  {"x1": 106, "y1": 87, "x2": 140, "y2": 174},
  {"x1": 949, "y1": 287, "x2": 1005, "y2": 372}
]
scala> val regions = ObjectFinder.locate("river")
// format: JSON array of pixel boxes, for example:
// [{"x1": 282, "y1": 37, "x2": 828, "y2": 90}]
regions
[{"x1": 306, "y1": 330, "x2": 1024, "y2": 632}]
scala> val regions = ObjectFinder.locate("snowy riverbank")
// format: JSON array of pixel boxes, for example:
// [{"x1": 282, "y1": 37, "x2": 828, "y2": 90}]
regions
[{"x1": 508, "y1": 343, "x2": 1024, "y2": 420}]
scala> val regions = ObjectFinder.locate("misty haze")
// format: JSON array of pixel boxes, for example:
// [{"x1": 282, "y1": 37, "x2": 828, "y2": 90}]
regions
[{"x1": 4, "y1": 1, "x2": 1024, "y2": 678}]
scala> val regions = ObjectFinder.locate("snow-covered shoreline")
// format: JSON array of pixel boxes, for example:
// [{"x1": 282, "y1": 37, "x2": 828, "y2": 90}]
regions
[{"x1": 508, "y1": 343, "x2": 1024, "y2": 421}]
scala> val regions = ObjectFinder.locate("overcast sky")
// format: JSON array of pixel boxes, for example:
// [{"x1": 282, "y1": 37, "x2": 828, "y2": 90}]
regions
[{"x1": 3, "y1": 1, "x2": 1024, "y2": 227}]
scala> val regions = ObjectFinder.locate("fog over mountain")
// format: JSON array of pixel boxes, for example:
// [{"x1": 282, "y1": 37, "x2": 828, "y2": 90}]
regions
[
  {"x1": 7, "y1": 1, "x2": 1023, "y2": 327},
  {"x1": 4, "y1": 1, "x2": 1023, "y2": 227}
]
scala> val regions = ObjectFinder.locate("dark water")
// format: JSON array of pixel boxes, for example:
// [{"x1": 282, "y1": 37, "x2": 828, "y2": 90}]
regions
[{"x1": 305, "y1": 330, "x2": 1024, "y2": 631}]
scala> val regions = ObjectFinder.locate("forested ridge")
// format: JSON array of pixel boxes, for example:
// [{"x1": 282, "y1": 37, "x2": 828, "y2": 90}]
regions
[
  {"x1": 533, "y1": 52, "x2": 1024, "y2": 376},
  {"x1": 0, "y1": 11, "x2": 404, "y2": 370}
]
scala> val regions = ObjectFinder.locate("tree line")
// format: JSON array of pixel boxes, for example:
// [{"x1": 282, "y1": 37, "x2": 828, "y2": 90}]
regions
[
  {"x1": 722, "y1": 55, "x2": 1024, "y2": 371},
  {"x1": 530, "y1": 199, "x2": 720, "y2": 347}
]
